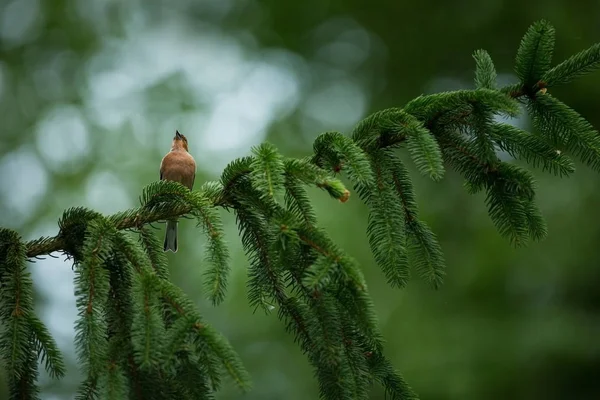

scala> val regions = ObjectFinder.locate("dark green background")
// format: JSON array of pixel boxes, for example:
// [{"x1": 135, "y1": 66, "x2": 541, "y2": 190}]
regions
[{"x1": 1, "y1": 0, "x2": 599, "y2": 398}]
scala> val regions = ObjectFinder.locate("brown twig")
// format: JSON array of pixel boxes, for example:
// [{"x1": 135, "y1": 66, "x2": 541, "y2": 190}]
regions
[{"x1": 298, "y1": 234, "x2": 340, "y2": 263}]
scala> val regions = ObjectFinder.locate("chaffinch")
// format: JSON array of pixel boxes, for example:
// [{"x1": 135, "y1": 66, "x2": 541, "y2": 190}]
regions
[{"x1": 160, "y1": 130, "x2": 196, "y2": 252}]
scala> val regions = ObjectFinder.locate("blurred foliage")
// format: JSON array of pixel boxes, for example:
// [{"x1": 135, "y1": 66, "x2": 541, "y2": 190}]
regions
[{"x1": 1, "y1": 0, "x2": 599, "y2": 399}]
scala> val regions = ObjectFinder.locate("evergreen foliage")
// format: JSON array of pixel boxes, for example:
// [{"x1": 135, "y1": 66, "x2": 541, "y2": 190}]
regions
[{"x1": 1, "y1": 20, "x2": 600, "y2": 399}]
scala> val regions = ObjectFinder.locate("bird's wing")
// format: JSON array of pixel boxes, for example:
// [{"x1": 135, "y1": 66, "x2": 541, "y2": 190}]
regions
[
  {"x1": 159, "y1": 156, "x2": 166, "y2": 180},
  {"x1": 189, "y1": 155, "x2": 196, "y2": 189}
]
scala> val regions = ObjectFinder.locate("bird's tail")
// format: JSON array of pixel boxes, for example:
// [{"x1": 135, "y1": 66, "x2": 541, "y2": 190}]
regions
[{"x1": 164, "y1": 220, "x2": 178, "y2": 252}]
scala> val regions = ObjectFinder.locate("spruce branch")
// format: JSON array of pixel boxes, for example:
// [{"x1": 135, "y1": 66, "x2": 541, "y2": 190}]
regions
[
  {"x1": 27, "y1": 314, "x2": 66, "y2": 380},
  {"x1": 250, "y1": 143, "x2": 286, "y2": 200},
  {"x1": 543, "y1": 42, "x2": 600, "y2": 86},
  {"x1": 387, "y1": 156, "x2": 445, "y2": 288},
  {"x1": 284, "y1": 171, "x2": 318, "y2": 226},
  {"x1": 157, "y1": 279, "x2": 251, "y2": 392},
  {"x1": 187, "y1": 191, "x2": 231, "y2": 306},
  {"x1": 490, "y1": 123, "x2": 575, "y2": 177},
  {"x1": 173, "y1": 351, "x2": 215, "y2": 400},
  {"x1": 515, "y1": 19, "x2": 555, "y2": 87},
  {"x1": 474, "y1": 49, "x2": 498, "y2": 90},
  {"x1": 138, "y1": 227, "x2": 170, "y2": 280},
  {"x1": 368, "y1": 351, "x2": 418, "y2": 400},
  {"x1": 528, "y1": 92, "x2": 600, "y2": 171},
  {"x1": 361, "y1": 152, "x2": 410, "y2": 288},
  {"x1": 2, "y1": 19, "x2": 600, "y2": 400},
  {"x1": 73, "y1": 218, "x2": 113, "y2": 397},
  {"x1": 98, "y1": 362, "x2": 128, "y2": 400},
  {"x1": 0, "y1": 229, "x2": 41, "y2": 397},
  {"x1": 404, "y1": 88, "x2": 520, "y2": 124},
  {"x1": 313, "y1": 131, "x2": 375, "y2": 185},
  {"x1": 130, "y1": 270, "x2": 165, "y2": 370}
]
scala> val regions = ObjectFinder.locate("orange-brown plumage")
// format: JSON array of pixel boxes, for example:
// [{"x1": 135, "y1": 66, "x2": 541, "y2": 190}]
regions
[{"x1": 160, "y1": 130, "x2": 196, "y2": 252}]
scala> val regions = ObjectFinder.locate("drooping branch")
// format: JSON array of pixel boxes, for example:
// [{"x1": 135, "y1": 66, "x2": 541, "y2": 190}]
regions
[{"x1": 3, "y1": 20, "x2": 600, "y2": 400}]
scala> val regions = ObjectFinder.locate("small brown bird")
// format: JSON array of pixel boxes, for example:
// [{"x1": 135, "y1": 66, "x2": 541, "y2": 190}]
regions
[{"x1": 160, "y1": 130, "x2": 196, "y2": 252}]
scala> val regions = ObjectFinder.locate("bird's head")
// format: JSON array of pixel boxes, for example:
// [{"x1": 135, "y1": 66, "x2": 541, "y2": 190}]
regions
[{"x1": 172, "y1": 130, "x2": 189, "y2": 151}]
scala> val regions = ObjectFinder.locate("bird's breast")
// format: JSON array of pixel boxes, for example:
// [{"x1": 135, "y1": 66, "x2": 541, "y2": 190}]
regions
[{"x1": 160, "y1": 151, "x2": 196, "y2": 190}]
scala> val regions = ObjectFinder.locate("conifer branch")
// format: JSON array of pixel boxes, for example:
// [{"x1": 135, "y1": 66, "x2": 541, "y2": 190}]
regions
[
  {"x1": 0, "y1": 229, "x2": 41, "y2": 397},
  {"x1": 543, "y1": 43, "x2": 600, "y2": 86},
  {"x1": 474, "y1": 49, "x2": 498, "y2": 90},
  {"x1": 28, "y1": 314, "x2": 66, "y2": 380},
  {"x1": 515, "y1": 20, "x2": 555, "y2": 87},
  {"x1": 73, "y1": 218, "x2": 113, "y2": 398},
  {"x1": 138, "y1": 227, "x2": 170, "y2": 279},
  {"x1": 3, "y1": 19, "x2": 600, "y2": 400}
]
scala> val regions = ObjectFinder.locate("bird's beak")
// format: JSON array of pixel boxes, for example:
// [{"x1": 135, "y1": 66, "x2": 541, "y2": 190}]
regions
[{"x1": 175, "y1": 130, "x2": 182, "y2": 139}]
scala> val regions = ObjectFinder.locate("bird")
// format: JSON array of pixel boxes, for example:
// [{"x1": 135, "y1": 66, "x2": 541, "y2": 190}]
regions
[{"x1": 159, "y1": 130, "x2": 196, "y2": 252}]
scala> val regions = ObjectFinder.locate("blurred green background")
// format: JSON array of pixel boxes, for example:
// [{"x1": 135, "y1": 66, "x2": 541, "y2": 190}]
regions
[{"x1": 1, "y1": 0, "x2": 599, "y2": 399}]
